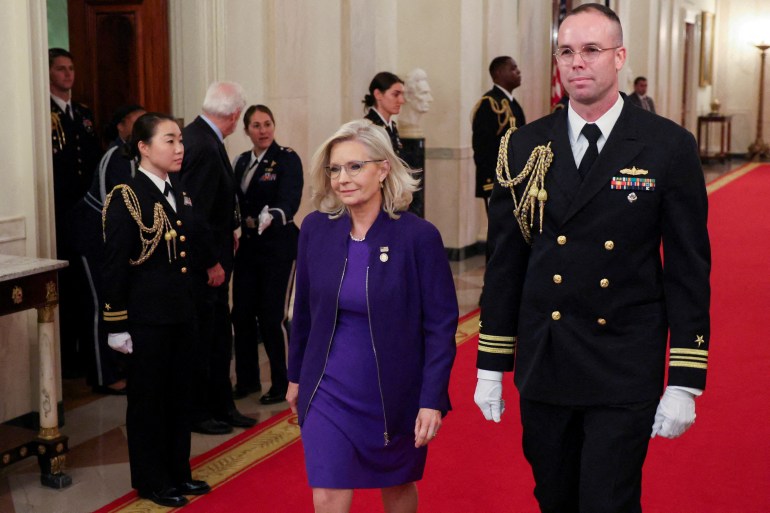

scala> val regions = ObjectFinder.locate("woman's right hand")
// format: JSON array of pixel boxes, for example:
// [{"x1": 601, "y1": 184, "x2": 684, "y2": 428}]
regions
[{"x1": 286, "y1": 382, "x2": 299, "y2": 414}]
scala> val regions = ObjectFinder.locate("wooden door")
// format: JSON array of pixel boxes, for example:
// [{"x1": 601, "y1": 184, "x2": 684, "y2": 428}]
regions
[{"x1": 68, "y1": 0, "x2": 170, "y2": 143}]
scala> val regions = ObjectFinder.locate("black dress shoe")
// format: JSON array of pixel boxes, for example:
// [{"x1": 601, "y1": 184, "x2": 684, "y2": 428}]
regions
[
  {"x1": 176, "y1": 479, "x2": 211, "y2": 495},
  {"x1": 259, "y1": 388, "x2": 288, "y2": 405},
  {"x1": 233, "y1": 383, "x2": 262, "y2": 399},
  {"x1": 217, "y1": 410, "x2": 257, "y2": 428},
  {"x1": 139, "y1": 487, "x2": 189, "y2": 508},
  {"x1": 93, "y1": 384, "x2": 127, "y2": 396},
  {"x1": 191, "y1": 418, "x2": 233, "y2": 435}
]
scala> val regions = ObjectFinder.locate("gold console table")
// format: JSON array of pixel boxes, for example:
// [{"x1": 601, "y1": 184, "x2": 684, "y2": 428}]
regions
[{"x1": 0, "y1": 255, "x2": 71, "y2": 488}]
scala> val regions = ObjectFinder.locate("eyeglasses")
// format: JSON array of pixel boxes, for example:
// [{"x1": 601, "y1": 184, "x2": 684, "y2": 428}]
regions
[
  {"x1": 324, "y1": 160, "x2": 384, "y2": 179},
  {"x1": 553, "y1": 45, "x2": 621, "y2": 64}
]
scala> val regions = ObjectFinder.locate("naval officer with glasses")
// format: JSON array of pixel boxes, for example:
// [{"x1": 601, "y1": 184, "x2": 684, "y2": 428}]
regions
[{"x1": 474, "y1": 4, "x2": 711, "y2": 512}]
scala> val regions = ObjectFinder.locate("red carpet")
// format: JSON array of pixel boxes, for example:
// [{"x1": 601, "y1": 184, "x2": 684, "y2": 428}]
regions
[{"x1": 95, "y1": 164, "x2": 770, "y2": 512}]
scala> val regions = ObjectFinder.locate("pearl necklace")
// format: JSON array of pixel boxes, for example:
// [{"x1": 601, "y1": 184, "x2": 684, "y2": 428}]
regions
[{"x1": 349, "y1": 232, "x2": 366, "y2": 242}]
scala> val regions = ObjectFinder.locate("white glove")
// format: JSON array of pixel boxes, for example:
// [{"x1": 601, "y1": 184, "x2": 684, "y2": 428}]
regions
[
  {"x1": 474, "y1": 370, "x2": 505, "y2": 422},
  {"x1": 651, "y1": 386, "x2": 697, "y2": 438},
  {"x1": 108, "y1": 332, "x2": 133, "y2": 354},
  {"x1": 257, "y1": 205, "x2": 273, "y2": 235}
]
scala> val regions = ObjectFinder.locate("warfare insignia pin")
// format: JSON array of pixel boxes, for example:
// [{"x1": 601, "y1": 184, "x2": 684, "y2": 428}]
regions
[{"x1": 619, "y1": 166, "x2": 649, "y2": 176}]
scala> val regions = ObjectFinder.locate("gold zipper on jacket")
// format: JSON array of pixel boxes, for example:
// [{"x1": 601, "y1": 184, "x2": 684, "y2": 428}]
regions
[
  {"x1": 365, "y1": 266, "x2": 390, "y2": 446},
  {"x1": 303, "y1": 258, "x2": 348, "y2": 423}
]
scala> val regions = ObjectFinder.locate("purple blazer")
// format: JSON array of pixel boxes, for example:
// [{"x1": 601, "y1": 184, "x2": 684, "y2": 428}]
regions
[{"x1": 288, "y1": 210, "x2": 458, "y2": 436}]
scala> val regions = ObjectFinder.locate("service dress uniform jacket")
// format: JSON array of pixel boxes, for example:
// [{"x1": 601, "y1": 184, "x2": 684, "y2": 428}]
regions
[
  {"x1": 233, "y1": 141, "x2": 303, "y2": 260},
  {"x1": 71, "y1": 137, "x2": 136, "y2": 388},
  {"x1": 365, "y1": 108, "x2": 403, "y2": 157},
  {"x1": 51, "y1": 98, "x2": 102, "y2": 239},
  {"x1": 101, "y1": 171, "x2": 196, "y2": 494},
  {"x1": 478, "y1": 99, "x2": 711, "y2": 406},
  {"x1": 472, "y1": 87, "x2": 526, "y2": 198},
  {"x1": 231, "y1": 141, "x2": 303, "y2": 392}
]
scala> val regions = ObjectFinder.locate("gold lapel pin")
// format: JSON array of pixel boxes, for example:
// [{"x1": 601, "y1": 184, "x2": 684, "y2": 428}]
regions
[{"x1": 619, "y1": 166, "x2": 649, "y2": 176}]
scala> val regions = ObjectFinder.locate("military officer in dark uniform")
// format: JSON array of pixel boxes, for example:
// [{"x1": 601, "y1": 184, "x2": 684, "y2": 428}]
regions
[
  {"x1": 474, "y1": 5, "x2": 711, "y2": 512},
  {"x1": 180, "y1": 81, "x2": 255, "y2": 434},
  {"x1": 231, "y1": 105, "x2": 303, "y2": 404},
  {"x1": 102, "y1": 112, "x2": 210, "y2": 508},
  {"x1": 472, "y1": 55, "x2": 526, "y2": 208},
  {"x1": 74, "y1": 104, "x2": 146, "y2": 395},
  {"x1": 49, "y1": 47, "x2": 103, "y2": 377},
  {"x1": 363, "y1": 71, "x2": 405, "y2": 157}
]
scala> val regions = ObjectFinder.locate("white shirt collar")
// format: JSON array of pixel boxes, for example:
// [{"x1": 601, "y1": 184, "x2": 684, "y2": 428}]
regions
[
  {"x1": 493, "y1": 84, "x2": 514, "y2": 102},
  {"x1": 249, "y1": 148, "x2": 268, "y2": 168},
  {"x1": 138, "y1": 166, "x2": 170, "y2": 194},
  {"x1": 370, "y1": 108, "x2": 394, "y2": 129},
  {"x1": 567, "y1": 94, "x2": 624, "y2": 148},
  {"x1": 51, "y1": 94, "x2": 71, "y2": 114}
]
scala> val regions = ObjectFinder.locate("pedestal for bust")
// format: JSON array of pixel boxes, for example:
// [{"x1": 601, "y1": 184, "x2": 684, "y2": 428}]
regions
[{"x1": 400, "y1": 137, "x2": 425, "y2": 218}]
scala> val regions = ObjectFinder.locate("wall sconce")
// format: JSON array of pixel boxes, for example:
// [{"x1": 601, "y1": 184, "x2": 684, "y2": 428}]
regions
[{"x1": 748, "y1": 41, "x2": 770, "y2": 160}]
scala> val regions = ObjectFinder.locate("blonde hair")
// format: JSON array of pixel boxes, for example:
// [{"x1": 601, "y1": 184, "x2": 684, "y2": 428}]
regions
[{"x1": 309, "y1": 119, "x2": 419, "y2": 219}]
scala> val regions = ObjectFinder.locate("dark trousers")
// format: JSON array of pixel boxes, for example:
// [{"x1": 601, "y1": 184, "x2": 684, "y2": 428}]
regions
[
  {"x1": 190, "y1": 278, "x2": 236, "y2": 422},
  {"x1": 126, "y1": 323, "x2": 193, "y2": 493},
  {"x1": 520, "y1": 397, "x2": 659, "y2": 513},
  {"x1": 232, "y1": 257, "x2": 294, "y2": 392},
  {"x1": 80, "y1": 253, "x2": 123, "y2": 387}
]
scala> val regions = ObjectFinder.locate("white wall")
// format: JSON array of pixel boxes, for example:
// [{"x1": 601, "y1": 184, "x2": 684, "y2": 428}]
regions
[{"x1": 0, "y1": 0, "x2": 58, "y2": 421}]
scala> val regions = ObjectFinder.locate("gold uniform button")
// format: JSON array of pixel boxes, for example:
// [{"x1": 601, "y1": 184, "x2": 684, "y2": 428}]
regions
[
  {"x1": 176, "y1": 220, "x2": 183, "y2": 227},
  {"x1": 179, "y1": 235, "x2": 186, "y2": 242},
  {"x1": 181, "y1": 267, "x2": 187, "y2": 274},
  {"x1": 557, "y1": 235, "x2": 567, "y2": 245},
  {"x1": 553, "y1": 274, "x2": 563, "y2": 284},
  {"x1": 180, "y1": 251, "x2": 187, "y2": 258},
  {"x1": 604, "y1": 240, "x2": 615, "y2": 250},
  {"x1": 597, "y1": 318, "x2": 607, "y2": 326},
  {"x1": 600, "y1": 278, "x2": 609, "y2": 288},
  {"x1": 551, "y1": 311, "x2": 561, "y2": 321}
]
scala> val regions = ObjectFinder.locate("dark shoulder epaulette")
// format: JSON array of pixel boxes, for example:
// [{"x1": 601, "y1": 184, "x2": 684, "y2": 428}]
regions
[{"x1": 280, "y1": 146, "x2": 294, "y2": 153}]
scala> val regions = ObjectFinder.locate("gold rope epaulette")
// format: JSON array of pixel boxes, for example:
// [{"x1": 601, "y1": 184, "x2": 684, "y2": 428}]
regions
[
  {"x1": 471, "y1": 96, "x2": 517, "y2": 136},
  {"x1": 51, "y1": 112, "x2": 65, "y2": 151},
  {"x1": 102, "y1": 184, "x2": 178, "y2": 265},
  {"x1": 495, "y1": 127, "x2": 554, "y2": 244}
]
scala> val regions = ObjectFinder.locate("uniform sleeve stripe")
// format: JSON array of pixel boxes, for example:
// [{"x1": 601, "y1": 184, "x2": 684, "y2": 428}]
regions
[
  {"x1": 483, "y1": 183, "x2": 494, "y2": 191},
  {"x1": 670, "y1": 356, "x2": 708, "y2": 363},
  {"x1": 478, "y1": 346, "x2": 515, "y2": 355},
  {"x1": 669, "y1": 361, "x2": 708, "y2": 369},
  {"x1": 670, "y1": 348, "x2": 709, "y2": 356},
  {"x1": 479, "y1": 341, "x2": 515, "y2": 348},
  {"x1": 479, "y1": 333, "x2": 516, "y2": 342},
  {"x1": 104, "y1": 315, "x2": 128, "y2": 322},
  {"x1": 103, "y1": 310, "x2": 127, "y2": 317}
]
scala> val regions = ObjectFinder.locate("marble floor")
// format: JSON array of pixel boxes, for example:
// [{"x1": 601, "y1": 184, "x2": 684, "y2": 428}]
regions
[{"x1": 0, "y1": 158, "x2": 744, "y2": 513}]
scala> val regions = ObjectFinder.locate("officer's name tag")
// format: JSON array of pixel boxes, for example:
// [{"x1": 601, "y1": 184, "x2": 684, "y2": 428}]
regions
[{"x1": 610, "y1": 177, "x2": 655, "y2": 191}]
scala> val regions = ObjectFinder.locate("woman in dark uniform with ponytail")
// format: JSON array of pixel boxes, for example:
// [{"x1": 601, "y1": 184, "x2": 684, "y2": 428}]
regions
[
  {"x1": 231, "y1": 105, "x2": 304, "y2": 404},
  {"x1": 363, "y1": 72, "x2": 405, "y2": 157},
  {"x1": 102, "y1": 113, "x2": 210, "y2": 508}
]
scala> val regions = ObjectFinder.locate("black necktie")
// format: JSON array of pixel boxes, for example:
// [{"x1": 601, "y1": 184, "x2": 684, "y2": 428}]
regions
[
  {"x1": 577, "y1": 123, "x2": 602, "y2": 179},
  {"x1": 164, "y1": 182, "x2": 173, "y2": 198},
  {"x1": 65, "y1": 104, "x2": 72, "y2": 120}
]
